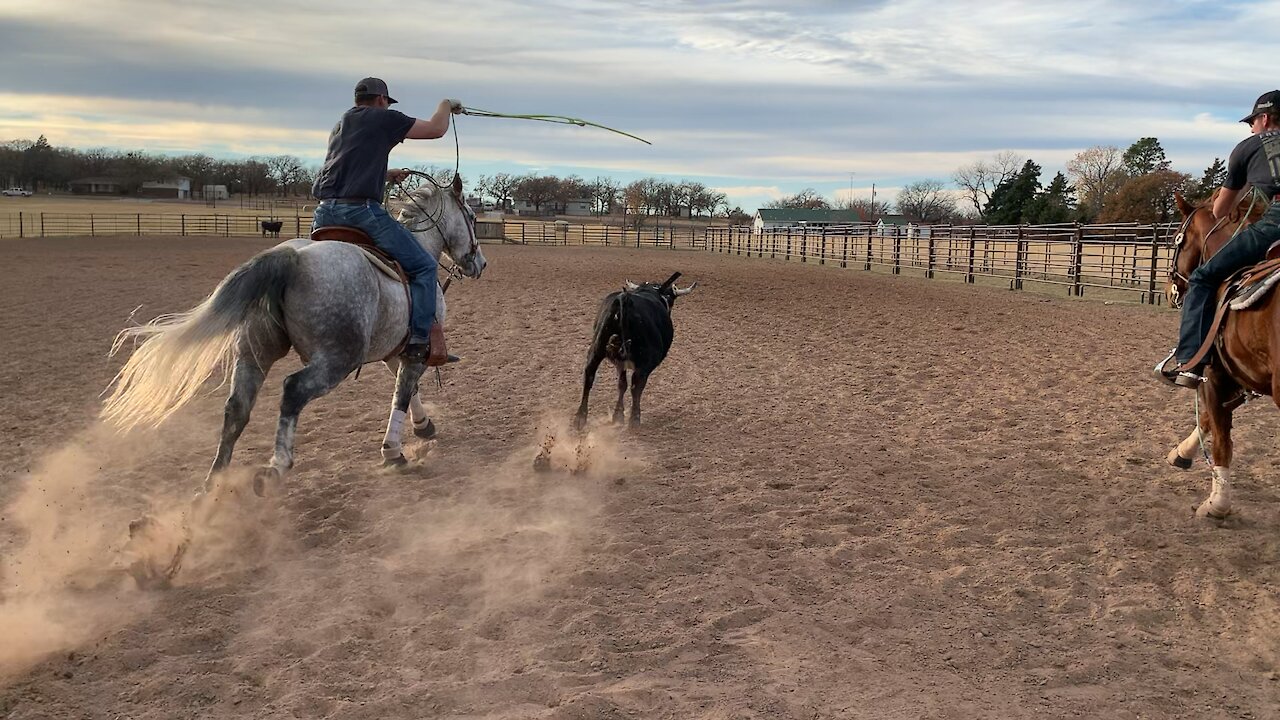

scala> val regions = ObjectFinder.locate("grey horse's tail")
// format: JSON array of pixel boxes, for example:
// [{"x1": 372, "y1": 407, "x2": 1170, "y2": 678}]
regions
[{"x1": 101, "y1": 247, "x2": 298, "y2": 430}]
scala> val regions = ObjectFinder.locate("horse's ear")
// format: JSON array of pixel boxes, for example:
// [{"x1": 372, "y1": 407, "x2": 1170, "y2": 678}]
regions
[
  {"x1": 452, "y1": 174, "x2": 463, "y2": 196},
  {"x1": 1174, "y1": 192, "x2": 1194, "y2": 218}
]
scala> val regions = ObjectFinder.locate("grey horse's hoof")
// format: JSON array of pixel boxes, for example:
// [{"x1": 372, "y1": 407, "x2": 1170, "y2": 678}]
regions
[
  {"x1": 571, "y1": 414, "x2": 587, "y2": 432},
  {"x1": 125, "y1": 516, "x2": 189, "y2": 590},
  {"x1": 414, "y1": 419, "x2": 437, "y2": 440},
  {"x1": 532, "y1": 453, "x2": 552, "y2": 473},
  {"x1": 382, "y1": 454, "x2": 409, "y2": 469},
  {"x1": 253, "y1": 467, "x2": 281, "y2": 497}
]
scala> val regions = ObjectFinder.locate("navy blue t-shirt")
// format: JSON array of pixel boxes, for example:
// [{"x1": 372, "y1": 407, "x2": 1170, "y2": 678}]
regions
[
  {"x1": 1224, "y1": 130, "x2": 1280, "y2": 197},
  {"x1": 312, "y1": 106, "x2": 417, "y2": 201}
]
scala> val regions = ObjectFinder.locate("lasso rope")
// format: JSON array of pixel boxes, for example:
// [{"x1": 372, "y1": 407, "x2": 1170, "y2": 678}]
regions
[{"x1": 458, "y1": 106, "x2": 652, "y2": 145}]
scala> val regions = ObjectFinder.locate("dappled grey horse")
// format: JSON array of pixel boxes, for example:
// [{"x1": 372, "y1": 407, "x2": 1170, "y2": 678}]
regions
[{"x1": 103, "y1": 177, "x2": 486, "y2": 501}]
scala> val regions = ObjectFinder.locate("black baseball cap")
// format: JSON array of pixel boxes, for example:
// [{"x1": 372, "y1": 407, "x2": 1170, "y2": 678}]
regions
[
  {"x1": 354, "y1": 77, "x2": 397, "y2": 104},
  {"x1": 1240, "y1": 90, "x2": 1280, "y2": 123}
]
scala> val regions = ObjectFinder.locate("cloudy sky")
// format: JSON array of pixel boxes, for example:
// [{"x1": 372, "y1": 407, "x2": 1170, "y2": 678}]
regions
[{"x1": 1, "y1": 0, "x2": 1275, "y2": 211}]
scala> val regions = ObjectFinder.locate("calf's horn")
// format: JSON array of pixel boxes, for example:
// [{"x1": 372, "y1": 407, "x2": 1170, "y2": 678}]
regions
[
  {"x1": 624, "y1": 280, "x2": 640, "y2": 291},
  {"x1": 673, "y1": 281, "x2": 698, "y2": 296}
]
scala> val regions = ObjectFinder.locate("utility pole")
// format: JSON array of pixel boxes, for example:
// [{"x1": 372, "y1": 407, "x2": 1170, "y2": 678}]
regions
[
  {"x1": 849, "y1": 172, "x2": 855, "y2": 208},
  {"x1": 871, "y1": 183, "x2": 877, "y2": 215}
]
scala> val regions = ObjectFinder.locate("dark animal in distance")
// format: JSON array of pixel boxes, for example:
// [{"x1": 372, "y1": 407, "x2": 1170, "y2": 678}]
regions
[
  {"x1": 574, "y1": 272, "x2": 696, "y2": 430},
  {"x1": 261, "y1": 220, "x2": 284, "y2": 238}
]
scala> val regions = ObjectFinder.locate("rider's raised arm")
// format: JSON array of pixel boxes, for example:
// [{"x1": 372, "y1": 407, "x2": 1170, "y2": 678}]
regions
[
  {"x1": 406, "y1": 99, "x2": 462, "y2": 140},
  {"x1": 1213, "y1": 184, "x2": 1249, "y2": 219}
]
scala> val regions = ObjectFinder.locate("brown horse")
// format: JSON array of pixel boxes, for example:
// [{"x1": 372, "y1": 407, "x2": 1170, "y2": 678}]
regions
[{"x1": 1164, "y1": 190, "x2": 1277, "y2": 519}]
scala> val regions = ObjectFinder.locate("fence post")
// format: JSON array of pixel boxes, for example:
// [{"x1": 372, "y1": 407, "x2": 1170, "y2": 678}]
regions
[
  {"x1": 40, "y1": 212, "x2": 44, "y2": 237},
  {"x1": 926, "y1": 231, "x2": 935, "y2": 279},
  {"x1": 90, "y1": 214, "x2": 95, "y2": 237},
  {"x1": 17, "y1": 211, "x2": 22, "y2": 238},
  {"x1": 181, "y1": 214, "x2": 186, "y2": 236},
  {"x1": 820, "y1": 227, "x2": 827, "y2": 265},
  {"x1": 842, "y1": 231, "x2": 849, "y2": 268},
  {"x1": 1014, "y1": 225, "x2": 1026, "y2": 290},
  {"x1": 136, "y1": 213, "x2": 141, "y2": 236},
  {"x1": 1071, "y1": 224, "x2": 1084, "y2": 297},
  {"x1": 297, "y1": 214, "x2": 302, "y2": 237},
  {"x1": 966, "y1": 227, "x2": 976, "y2": 283},
  {"x1": 892, "y1": 226, "x2": 901, "y2": 275},
  {"x1": 800, "y1": 227, "x2": 808, "y2": 263},
  {"x1": 1146, "y1": 227, "x2": 1161, "y2": 304},
  {"x1": 865, "y1": 228, "x2": 872, "y2": 271},
  {"x1": 786, "y1": 229, "x2": 792, "y2": 261}
]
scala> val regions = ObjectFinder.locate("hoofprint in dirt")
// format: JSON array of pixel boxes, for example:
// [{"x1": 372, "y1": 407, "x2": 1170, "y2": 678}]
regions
[{"x1": 1, "y1": 236, "x2": 1278, "y2": 719}]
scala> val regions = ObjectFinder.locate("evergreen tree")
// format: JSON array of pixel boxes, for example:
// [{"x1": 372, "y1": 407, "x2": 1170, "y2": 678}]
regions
[
  {"x1": 983, "y1": 159, "x2": 1042, "y2": 224},
  {"x1": 1122, "y1": 137, "x2": 1170, "y2": 175}
]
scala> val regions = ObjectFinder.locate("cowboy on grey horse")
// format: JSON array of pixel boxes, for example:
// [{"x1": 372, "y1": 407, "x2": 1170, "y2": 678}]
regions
[{"x1": 312, "y1": 76, "x2": 461, "y2": 367}]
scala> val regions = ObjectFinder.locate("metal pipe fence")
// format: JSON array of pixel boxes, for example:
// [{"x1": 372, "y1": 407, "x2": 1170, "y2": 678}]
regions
[
  {"x1": 0, "y1": 211, "x2": 1180, "y2": 305},
  {"x1": 704, "y1": 223, "x2": 1179, "y2": 305}
]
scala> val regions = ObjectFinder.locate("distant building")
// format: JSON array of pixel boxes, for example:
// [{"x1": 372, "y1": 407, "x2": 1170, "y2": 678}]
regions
[
  {"x1": 752, "y1": 208, "x2": 866, "y2": 234},
  {"x1": 69, "y1": 176, "x2": 124, "y2": 195},
  {"x1": 138, "y1": 176, "x2": 191, "y2": 200},
  {"x1": 199, "y1": 184, "x2": 229, "y2": 200}
]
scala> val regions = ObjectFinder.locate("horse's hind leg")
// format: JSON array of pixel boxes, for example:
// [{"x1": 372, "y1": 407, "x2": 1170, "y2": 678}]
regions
[
  {"x1": 1196, "y1": 369, "x2": 1237, "y2": 519},
  {"x1": 385, "y1": 358, "x2": 435, "y2": 439},
  {"x1": 206, "y1": 355, "x2": 274, "y2": 489},
  {"x1": 381, "y1": 357, "x2": 427, "y2": 467},
  {"x1": 264, "y1": 356, "x2": 356, "y2": 484}
]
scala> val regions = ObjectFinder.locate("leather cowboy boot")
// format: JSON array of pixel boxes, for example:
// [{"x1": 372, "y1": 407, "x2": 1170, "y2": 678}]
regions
[
  {"x1": 426, "y1": 323, "x2": 450, "y2": 367},
  {"x1": 400, "y1": 324, "x2": 459, "y2": 366}
]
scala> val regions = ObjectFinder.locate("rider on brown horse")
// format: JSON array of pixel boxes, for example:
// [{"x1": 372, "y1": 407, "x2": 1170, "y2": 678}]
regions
[{"x1": 1159, "y1": 90, "x2": 1280, "y2": 388}]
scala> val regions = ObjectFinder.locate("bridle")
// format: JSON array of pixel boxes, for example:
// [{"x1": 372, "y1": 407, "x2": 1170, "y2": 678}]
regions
[
  {"x1": 393, "y1": 176, "x2": 479, "y2": 282},
  {"x1": 1169, "y1": 192, "x2": 1268, "y2": 302},
  {"x1": 388, "y1": 115, "x2": 480, "y2": 281}
]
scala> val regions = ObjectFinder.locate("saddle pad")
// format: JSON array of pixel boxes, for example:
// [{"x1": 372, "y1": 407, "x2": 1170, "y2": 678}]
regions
[
  {"x1": 357, "y1": 247, "x2": 404, "y2": 283},
  {"x1": 1230, "y1": 267, "x2": 1280, "y2": 309}
]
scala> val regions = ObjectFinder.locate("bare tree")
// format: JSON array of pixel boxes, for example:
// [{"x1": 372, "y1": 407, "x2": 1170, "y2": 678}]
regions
[
  {"x1": 765, "y1": 188, "x2": 830, "y2": 210},
  {"x1": 1066, "y1": 145, "x2": 1126, "y2": 219},
  {"x1": 265, "y1": 155, "x2": 306, "y2": 196},
  {"x1": 840, "y1": 197, "x2": 891, "y2": 221},
  {"x1": 483, "y1": 172, "x2": 520, "y2": 210},
  {"x1": 896, "y1": 179, "x2": 958, "y2": 223},
  {"x1": 953, "y1": 151, "x2": 1024, "y2": 219},
  {"x1": 590, "y1": 175, "x2": 621, "y2": 214},
  {"x1": 513, "y1": 174, "x2": 561, "y2": 214}
]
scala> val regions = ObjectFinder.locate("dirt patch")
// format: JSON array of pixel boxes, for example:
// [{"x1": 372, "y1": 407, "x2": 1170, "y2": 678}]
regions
[{"x1": 1, "y1": 236, "x2": 1278, "y2": 718}]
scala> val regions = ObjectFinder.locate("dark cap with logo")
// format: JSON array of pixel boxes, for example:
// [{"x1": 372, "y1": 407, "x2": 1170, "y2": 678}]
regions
[
  {"x1": 1241, "y1": 90, "x2": 1280, "y2": 123},
  {"x1": 354, "y1": 77, "x2": 397, "y2": 104}
]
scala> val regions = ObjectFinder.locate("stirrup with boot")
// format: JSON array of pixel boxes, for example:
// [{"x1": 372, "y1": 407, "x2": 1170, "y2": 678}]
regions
[
  {"x1": 401, "y1": 324, "x2": 459, "y2": 366},
  {"x1": 1154, "y1": 348, "x2": 1204, "y2": 389}
]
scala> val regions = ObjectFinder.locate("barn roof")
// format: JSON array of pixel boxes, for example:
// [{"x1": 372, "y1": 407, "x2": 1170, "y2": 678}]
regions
[{"x1": 755, "y1": 208, "x2": 867, "y2": 223}]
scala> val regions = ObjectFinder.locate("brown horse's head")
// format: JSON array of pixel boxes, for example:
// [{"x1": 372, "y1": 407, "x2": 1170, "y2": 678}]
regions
[{"x1": 1167, "y1": 190, "x2": 1264, "y2": 308}]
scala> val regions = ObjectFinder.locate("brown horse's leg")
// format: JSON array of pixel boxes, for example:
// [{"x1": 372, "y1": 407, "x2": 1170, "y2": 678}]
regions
[
  {"x1": 1196, "y1": 367, "x2": 1236, "y2": 519},
  {"x1": 1167, "y1": 426, "x2": 1201, "y2": 469}
]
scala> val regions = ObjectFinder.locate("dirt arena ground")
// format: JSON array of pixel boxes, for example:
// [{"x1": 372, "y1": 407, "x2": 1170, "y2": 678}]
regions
[{"x1": 2, "y1": 236, "x2": 1279, "y2": 719}]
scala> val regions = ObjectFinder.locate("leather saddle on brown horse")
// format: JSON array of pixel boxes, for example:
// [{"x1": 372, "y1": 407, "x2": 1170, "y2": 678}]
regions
[{"x1": 1181, "y1": 248, "x2": 1280, "y2": 371}]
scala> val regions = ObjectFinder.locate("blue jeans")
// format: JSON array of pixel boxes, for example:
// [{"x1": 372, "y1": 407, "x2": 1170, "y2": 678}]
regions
[
  {"x1": 1176, "y1": 202, "x2": 1280, "y2": 366},
  {"x1": 312, "y1": 201, "x2": 438, "y2": 344}
]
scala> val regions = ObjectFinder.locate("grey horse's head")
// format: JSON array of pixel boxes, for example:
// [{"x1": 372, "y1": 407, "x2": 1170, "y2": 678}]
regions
[{"x1": 394, "y1": 176, "x2": 487, "y2": 279}]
